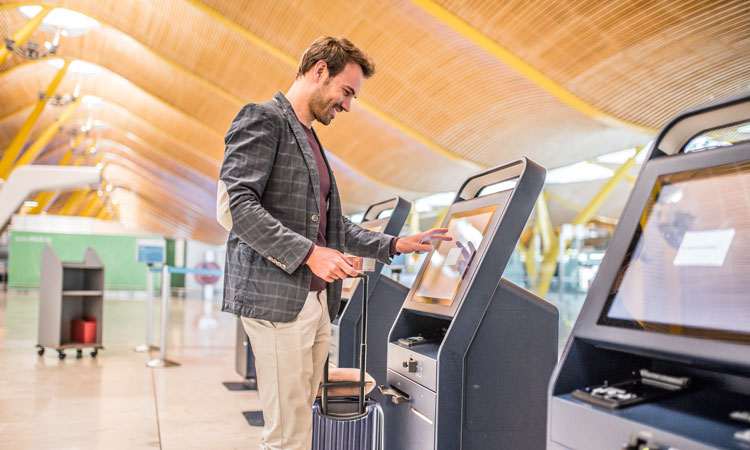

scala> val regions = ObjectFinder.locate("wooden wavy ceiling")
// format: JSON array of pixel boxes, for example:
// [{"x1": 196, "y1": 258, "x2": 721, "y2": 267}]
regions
[{"x1": 1, "y1": 0, "x2": 747, "y2": 244}]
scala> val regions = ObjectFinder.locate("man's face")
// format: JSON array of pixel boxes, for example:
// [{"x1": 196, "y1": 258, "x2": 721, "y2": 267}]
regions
[{"x1": 309, "y1": 62, "x2": 364, "y2": 126}]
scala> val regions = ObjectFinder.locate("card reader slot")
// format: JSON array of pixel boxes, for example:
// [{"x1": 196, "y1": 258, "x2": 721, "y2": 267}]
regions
[{"x1": 378, "y1": 385, "x2": 410, "y2": 404}]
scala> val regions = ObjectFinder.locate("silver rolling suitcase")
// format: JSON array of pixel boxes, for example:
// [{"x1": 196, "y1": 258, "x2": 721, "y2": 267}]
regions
[{"x1": 312, "y1": 273, "x2": 384, "y2": 450}]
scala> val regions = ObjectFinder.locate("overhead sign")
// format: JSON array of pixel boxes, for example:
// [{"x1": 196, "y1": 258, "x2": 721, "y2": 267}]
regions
[{"x1": 136, "y1": 238, "x2": 166, "y2": 264}]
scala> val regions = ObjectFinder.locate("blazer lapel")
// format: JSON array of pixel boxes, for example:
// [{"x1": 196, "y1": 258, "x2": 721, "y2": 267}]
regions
[{"x1": 273, "y1": 92, "x2": 320, "y2": 214}]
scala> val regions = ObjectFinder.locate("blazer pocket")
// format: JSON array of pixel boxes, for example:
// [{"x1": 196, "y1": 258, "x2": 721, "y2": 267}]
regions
[{"x1": 236, "y1": 241, "x2": 257, "y2": 292}]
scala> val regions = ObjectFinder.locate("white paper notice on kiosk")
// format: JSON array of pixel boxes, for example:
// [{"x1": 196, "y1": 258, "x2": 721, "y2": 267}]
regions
[{"x1": 673, "y1": 228, "x2": 735, "y2": 267}]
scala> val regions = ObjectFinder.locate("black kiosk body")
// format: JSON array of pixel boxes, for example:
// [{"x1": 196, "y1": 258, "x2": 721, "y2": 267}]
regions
[
  {"x1": 380, "y1": 159, "x2": 559, "y2": 450},
  {"x1": 235, "y1": 318, "x2": 258, "y2": 389},
  {"x1": 329, "y1": 197, "x2": 411, "y2": 405},
  {"x1": 234, "y1": 197, "x2": 411, "y2": 390},
  {"x1": 548, "y1": 94, "x2": 750, "y2": 450}
]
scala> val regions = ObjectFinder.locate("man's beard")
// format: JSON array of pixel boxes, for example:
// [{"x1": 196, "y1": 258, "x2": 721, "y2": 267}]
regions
[{"x1": 309, "y1": 80, "x2": 338, "y2": 126}]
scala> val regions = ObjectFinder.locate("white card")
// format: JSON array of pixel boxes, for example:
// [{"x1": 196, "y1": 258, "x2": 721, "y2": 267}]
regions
[
  {"x1": 361, "y1": 258, "x2": 376, "y2": 272},
  {"x1": 444, "y1": 247, "x2": 462, "y2": 266},
  {"x1": 673, "y1": 228, "x2": 735, "y2": 267}
]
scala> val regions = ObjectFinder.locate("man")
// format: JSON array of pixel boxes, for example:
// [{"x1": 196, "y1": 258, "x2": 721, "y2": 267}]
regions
[{"x1": 219, "y1": 36, "x2": 450, "y2": 450}]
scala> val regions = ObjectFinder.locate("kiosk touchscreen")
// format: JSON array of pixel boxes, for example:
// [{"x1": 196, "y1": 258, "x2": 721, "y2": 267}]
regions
[
  {"x1": 405, "y1": 193, "x2": 509, "y2": 317},
  {"x1": 601, "y1": 161, "x2": 750, "y2": 342},
  {"x1": 327, "y1": 197, "x2": 411, "y2": 405},
  {"x1": 381, "y1": 159, "x2": 558, "y2": 450},
  {"x1": 548, "y1": 93, "x2": 750, "y2": 450}
]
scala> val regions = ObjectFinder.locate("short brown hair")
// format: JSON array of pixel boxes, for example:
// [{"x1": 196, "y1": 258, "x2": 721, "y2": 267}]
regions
[{"x1": 297, "y1": 36, "x2": 375, "y2": 79}]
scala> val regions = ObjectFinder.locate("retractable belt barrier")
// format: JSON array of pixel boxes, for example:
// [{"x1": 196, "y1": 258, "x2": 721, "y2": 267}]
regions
[{"x1": 139, "y1": 265, "x2": 223, "y2": 369}]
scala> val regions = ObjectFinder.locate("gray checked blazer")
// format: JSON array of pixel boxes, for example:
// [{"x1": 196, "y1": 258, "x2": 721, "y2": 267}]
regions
[{"x1": 220, "y1": 92, "x2": 394, "y2": 322}]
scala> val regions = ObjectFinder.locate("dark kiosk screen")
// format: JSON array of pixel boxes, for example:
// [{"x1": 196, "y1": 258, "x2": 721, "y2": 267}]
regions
[
  {"x1": 600, "y1": 161, "x2": 750, "y2": 343},
  {"x1": 412, "y1": 203, "x2": 499, "y2": 307}
]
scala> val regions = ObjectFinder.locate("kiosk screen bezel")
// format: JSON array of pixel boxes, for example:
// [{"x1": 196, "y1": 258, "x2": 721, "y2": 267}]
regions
[
  {"x1": 597, "y1": 160, "x2": 750, "y2": 343},
  {"x1": 340, "y1": 217, "x2": 391, "y2": 297},
  {"x1": 573, "y1": 143, "x2": 750, "y2": 359},
  {"x1": 402, "y1": 190, "x2": 514, "y2": 318}
]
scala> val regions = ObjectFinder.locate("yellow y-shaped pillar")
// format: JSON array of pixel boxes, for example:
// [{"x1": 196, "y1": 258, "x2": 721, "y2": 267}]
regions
[
  {"x1": 572, "y1": 146, "x2": 644, "y2": 226},
  {"x1": 0, "y1": 58, "x2": 72, "y2": 178},
  {"x1": 0, "y1": 5, "x2": 54, "y2": 65},
  {"x1": 59, "y1": 151, "x2": 103, "y2": 215},
  {"x1": 12, "y1": 97, "x2": 80, "y2": 169},
  {"x1": 535, "y1": 192, "x2": 560, "y2": 298},
  {"x1": 27, "y1": 135, "x2": 83, "y2": 214},
  {"x1": 96, "y1": 207, "x2": 111, "y2": 220},
  {"x1": 80, "y1": 192, "x2": 104, "y2": 217}
]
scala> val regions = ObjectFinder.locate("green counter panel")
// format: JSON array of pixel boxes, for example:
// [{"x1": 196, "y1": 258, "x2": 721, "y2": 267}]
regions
[{"x1": 8, "y1": 231, "x2": 162, "y2": 290}]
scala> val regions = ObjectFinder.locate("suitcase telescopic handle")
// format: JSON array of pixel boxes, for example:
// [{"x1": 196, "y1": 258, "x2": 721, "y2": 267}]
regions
[{"x1": 320, "y1": 272, "x2": 370, "y2": 417}]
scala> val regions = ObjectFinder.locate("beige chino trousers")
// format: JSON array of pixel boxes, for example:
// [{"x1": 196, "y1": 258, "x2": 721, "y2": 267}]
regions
[{"x1": 241, "y1": 290, "x2": 331, "y2": 450}]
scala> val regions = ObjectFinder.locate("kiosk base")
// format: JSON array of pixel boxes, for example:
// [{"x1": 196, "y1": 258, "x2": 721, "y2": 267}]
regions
[{"x1": 384, "y1": 279, "x2": 558, "y2": 450}]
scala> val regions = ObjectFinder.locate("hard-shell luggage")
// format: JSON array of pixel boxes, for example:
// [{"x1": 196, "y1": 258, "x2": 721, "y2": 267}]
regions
[
  {"x1": 311, "y1": 398, "x2": 384, "y2": 450},
  {"x1": 312, "y1": 273, "x2": 384, "y2": 450}
]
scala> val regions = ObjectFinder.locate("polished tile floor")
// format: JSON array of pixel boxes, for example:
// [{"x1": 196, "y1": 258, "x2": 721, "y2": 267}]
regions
[{"x1": 0, "y1": 290, "x2": 263, "y2": 449}]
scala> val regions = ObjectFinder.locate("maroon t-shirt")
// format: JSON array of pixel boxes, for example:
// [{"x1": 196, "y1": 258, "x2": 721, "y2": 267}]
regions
[{"x1": 300, "y1": 123, "x2": 330, "y2": 292}]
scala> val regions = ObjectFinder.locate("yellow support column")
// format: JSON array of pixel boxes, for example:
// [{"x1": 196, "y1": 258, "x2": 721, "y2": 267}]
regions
[
  {"x1": 59, "y1": 152, "x2": 103, "y2": 215},
  {"x1": 12, "y1": 97, "x2": 80, "y2": 170},
  {"x1": 572, "y1": 146, "x2": 644, "y2": 226},
  {"x1": 0, "y1": 5, "x2": 54, "y2": 65},
  {"x1": 80, "y1": 196, "x2": 102, "y2": 217},
  {"x1": 95, "y1": 206, "x2": 109, "y2": 220},
  {"x1": 27, "y1": 192, "x2": 56, "y2": 214},
  {"x1": 60, "y1": 190, "x2": 92, "y2": 216},
  {"x1": 536, "y1": 192, "x2": 560, "y2": 298},
  {"x1": 518, "y1": 241, "x2": 537, "y2": 293},
  {"x1": 27, "y1": 136, "x2": 83, "y2": 215},
  {"x1": 0, "y1": 59, "x2": 73, "y2": 178}
]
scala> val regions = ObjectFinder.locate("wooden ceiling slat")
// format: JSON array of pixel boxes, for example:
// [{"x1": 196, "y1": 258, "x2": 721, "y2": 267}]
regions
[
  {"x1": 0, "y1": 101, "x2": 222, "y2": 176},
  {"x1": 0, "y1": 62, "x2": 225, "y2": 159},
  {"x1": 434, "y1": 0, "x2": 750, "y2": 130}
]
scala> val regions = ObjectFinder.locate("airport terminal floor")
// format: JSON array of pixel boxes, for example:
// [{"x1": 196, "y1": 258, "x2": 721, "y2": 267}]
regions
[{"x1": 0, "y1": 291, "x2": 264, "y2": 449}]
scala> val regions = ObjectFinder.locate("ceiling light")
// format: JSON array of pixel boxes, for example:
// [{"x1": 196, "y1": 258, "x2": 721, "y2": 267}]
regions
[
  {"x1": 479, "y1": 179, "x2": 517, "y2": 196},
  {"x1": 23, "y1": 201, "x2": 38, "y2": 208},
  {"x1": 737, "y1": 124, "x2": 750, "y2": 133},
  {"x1": 81, "y1": 95, "x2": 102, "y2": 108},
  {"x1": 684, "y1": 136, "x2": 732, "y2": 153},
  {"x1": 18, "y1": 6, "x2": 100, "y2": 36},
  {"x1": 595, "y1": 148, "x2": 637, "y2": 165},
  {"x1": 415, "y1": 192, "x2": 456, "y2": 213},
  {"x1": 46, "y1": 58, "x2": 102, "y2": 77},
  {"x1": 546, "y1": 161, "x2": 614, "y2": 184},
  {"x1": 348, "y1": 213, "x2": 364, "y2": 223},
  {"x1": 74, "y1": 119, "x2": 109, "y2": 133}
]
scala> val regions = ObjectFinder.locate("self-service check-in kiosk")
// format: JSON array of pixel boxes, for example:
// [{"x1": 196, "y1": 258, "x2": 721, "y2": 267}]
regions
[
  {"x1": 330, "y1": 197, "x2": 411, "y2": 405},
  {"x1": 380, "y1": 159, "x2": 559, "y2": 450},
  {"x1": 548, "y1": 94, "x2": 750, "y2": 450}
]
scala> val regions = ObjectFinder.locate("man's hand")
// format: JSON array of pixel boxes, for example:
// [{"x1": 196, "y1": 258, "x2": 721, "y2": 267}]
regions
[
  {"x1": 395, "y1": 228, "x2": 452, "y2": 254},
  {"x1": 305, "y1": 245, "x2": 358, "y2": 282}
]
